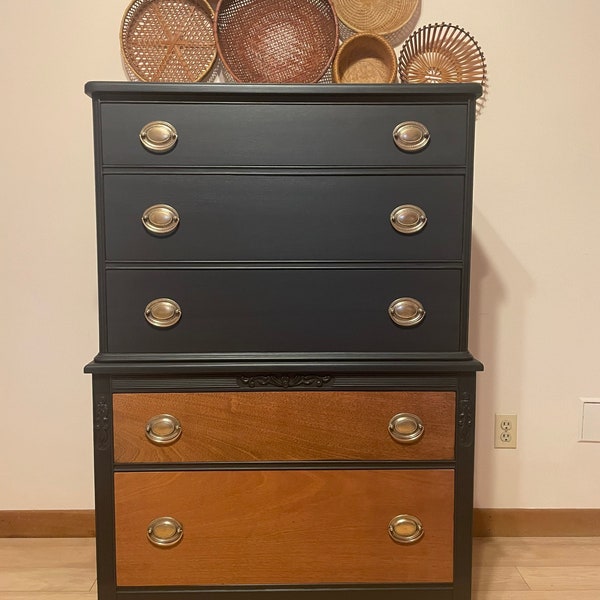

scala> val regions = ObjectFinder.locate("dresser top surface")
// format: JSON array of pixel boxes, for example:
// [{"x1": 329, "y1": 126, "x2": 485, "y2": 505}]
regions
[{"x1": 85, "y1": 81, "x2": 482, "y2": 102}]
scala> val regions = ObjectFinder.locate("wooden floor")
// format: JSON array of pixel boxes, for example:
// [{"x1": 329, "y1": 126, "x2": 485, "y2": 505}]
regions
[{"x1": 0, "y1": 537, "x2": 599, "y2": 599}]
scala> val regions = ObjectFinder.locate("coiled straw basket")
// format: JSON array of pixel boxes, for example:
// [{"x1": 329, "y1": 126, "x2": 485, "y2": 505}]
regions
[
  {"x1": 333, "y1": 33, "x2": 397, "y2": 83},
  {"x1": 332, "y1": 0, "x2": 418, "y2": 37}
]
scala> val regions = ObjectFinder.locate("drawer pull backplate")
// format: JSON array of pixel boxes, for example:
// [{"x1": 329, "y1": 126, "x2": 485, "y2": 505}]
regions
[
  {"x1": 393, "y1": 121, "x2": 430, "y2": 152},
  {"x1": 388, "y1": 413, "x2": 425, "y2": 443},
  {"x1": 145, "y1": 414, "x2": 182, "y2": 445},
  {"x1": 142, "y1": 204, "x2": 180, "y2": 235},
  {"x1": 144, "y1": 298, "x2": 182, "y2": 328},
  {"x1": 389, "y1": 514, "x2": 424, "y2": 544},
  {"x1": 140, "y1": 121, "x2": 178, "y2": 153},
  {"x1": 390, "y1": 204, "x2": 427, "y2": 234},
  {"x1": 388, "y1": 297, "x2": 426, "y2": 327},
  {"x1": 147, "y1": 517, "x2": 184, "y2": 547}
]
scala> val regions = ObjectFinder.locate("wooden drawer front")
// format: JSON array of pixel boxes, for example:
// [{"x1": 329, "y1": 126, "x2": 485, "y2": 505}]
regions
[
  {"x1": 100, "y1": 102, "x2": 468, "y2": 167},
  {"x1": 104, "y1": 268, "x2": 462, "y2": 354},
  {"x1": 113, "y1": 391, "x2": 455, "y2": 463},
  {"x1": 114, "y1": 469, "x2": 454, "y2": 586},
  {"x1": 103, "y1": 174, "x2": 465, "y2": 263}
]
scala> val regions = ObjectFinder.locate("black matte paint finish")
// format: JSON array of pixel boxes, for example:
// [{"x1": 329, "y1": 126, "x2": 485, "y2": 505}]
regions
[
  {"x1": 103, "y1": 173, "x2": 466, "y2": 263},
  {"x1": 85, "y1": 82, "x2": 482, "y2": 600}
]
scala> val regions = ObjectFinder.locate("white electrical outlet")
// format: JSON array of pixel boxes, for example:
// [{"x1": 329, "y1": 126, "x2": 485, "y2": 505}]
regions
[{"x1": 495, "y1": 414, "x2": 517, "y2": 448}]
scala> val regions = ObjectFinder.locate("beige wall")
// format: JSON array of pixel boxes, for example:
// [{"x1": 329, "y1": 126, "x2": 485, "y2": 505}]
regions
[{"x1": 1, "y1": 0, "x2": 598, "y2": 510}]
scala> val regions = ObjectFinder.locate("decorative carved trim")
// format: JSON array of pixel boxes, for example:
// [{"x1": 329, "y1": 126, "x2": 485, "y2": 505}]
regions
[
  {"x1": 94, "y1": 394, "x2": 110, "y2": 451},
  {"x1": 238, "y1": 375, "x2": 333, "y2": 388},
  {"x1": 457, "y1": 391, "x2": 474, "y2": 447}
]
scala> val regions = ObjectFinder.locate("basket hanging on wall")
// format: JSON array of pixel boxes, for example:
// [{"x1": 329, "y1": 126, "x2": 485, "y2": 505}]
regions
[
  {"x1": 215, "y1": 0, "x2": 339, "y2": 83},
  {"x1": 398, "y1": 22, "x2": 488, "y2": 113},
  {"x1": 121, "y1": 0, "x2": 217, "y2": 82}
]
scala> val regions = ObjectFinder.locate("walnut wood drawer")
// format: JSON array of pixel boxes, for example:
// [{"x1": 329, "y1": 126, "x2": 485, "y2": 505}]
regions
[
  {"x1": 104, "y1": 268, "x2": 463, "y2": 355},
  {"x1": 103, "y1": 173, "x2": 465, "y2": 263},
  {"x1": 99, "y1": 102, "x2": 468, "y2": 167},
  {"x1": 113, "y1": 391, "x2": 455, "y2": 463},
  {"x1": 114, "y1": 469, "x2": 454, "y2": 586}
]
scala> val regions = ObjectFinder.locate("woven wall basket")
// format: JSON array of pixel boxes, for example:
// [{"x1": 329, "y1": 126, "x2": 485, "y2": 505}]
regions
[
  {"x1": 121, "y1": 0, "x2": 217, "y2": 82},
  {"x1": 332, "y1": 0, "x2": 418, "y2": 36},
  {"x1": 398, "y1": 22, "x2": 487, "y2": 86},
  {"x1": 215, "y1": 0, "x2": 338, "y2": 83},
  {"x1": 333, "y1": 33, "x2": 397, "y2": 83}
]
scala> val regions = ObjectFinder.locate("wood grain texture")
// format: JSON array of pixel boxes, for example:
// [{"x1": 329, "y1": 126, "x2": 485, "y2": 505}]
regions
[
  {"x1": 0, "y1": 512, "x2": 95, "y2": 538},
  {"x1": 473, "y1": 509, "x2": 600, "y2": 537},
  {"x1": 114, "y1": 469, "x2": 454, "y2": 586},
  {"x1": 113, "y1": 390, "x2": 455, "y2": 463}
]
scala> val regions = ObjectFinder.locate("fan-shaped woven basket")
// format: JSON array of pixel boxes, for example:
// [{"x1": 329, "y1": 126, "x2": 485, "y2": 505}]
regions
[
  {"x1": 121, "y1": 0, "x2": 217, "y2": 82},
  {"x1": 332, "y1": 0, "x2": 418, "y2": 36},
  {"x1": 398, "y1": 22, "x2": 486, "y2": 86},
  {"x1": 215, "y1": 0, "x2": 339, "y2": 83},
  {"x1": 333, "y1": 33, "x2": 397, "y2": 83}
]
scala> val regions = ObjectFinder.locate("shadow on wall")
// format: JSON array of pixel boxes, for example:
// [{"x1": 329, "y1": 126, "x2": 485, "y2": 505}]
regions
[{"x1": 469, "y1": 208, "x2": 533, "y2": 505}]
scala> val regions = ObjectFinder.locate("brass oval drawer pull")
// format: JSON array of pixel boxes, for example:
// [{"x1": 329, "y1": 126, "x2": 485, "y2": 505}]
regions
[
  {"x1": 142, "y1": 204, "x2": 180, "y2": 235},
  {"x1": 140, "y1": 121, "x2": 178, "y2": 153},
  {"x1": 390, "y1": 204, "x2": 427, "y2": 234},
  {"x1": 388, "y1": 297, "x2": 426, "y2": 327},
  {"x1": 144, "y1": 298, "x2": 182, "y2": 328},
  {"x1": 389, "y1": 514, "x2": 424, "y2": 544},
  {"x1": 393, "y1": 121, "x2": 430, "y2": 152},
  {"x1": 147, "y1": 517, "x2": 184, "y2": 547},
  {"x1": 388, "y1": 413, "x2": 424, "y2": 443},
  {"x1": 145, "y1": 414, "x2": 182, "y2": 445}
]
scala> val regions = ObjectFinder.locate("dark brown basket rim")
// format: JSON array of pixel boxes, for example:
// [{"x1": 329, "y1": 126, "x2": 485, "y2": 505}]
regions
[{"x1": 214, "y1": 0, "x2": 339, "y2": 83}]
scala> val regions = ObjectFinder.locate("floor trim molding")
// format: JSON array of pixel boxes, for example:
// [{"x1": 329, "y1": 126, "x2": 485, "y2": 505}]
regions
[
  {"x1": 1, "y1": 509, "x2": 599, "y2": 538},
  {"x1": 473, "y1": 508, "x2": 600, "y2": 537},
  {"x1": 0, "y1": 510, "x2": 95, "y2": 538}
]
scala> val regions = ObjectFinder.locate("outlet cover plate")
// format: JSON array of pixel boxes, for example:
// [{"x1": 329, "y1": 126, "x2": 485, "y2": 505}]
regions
[{"x1": 495, "y1": 413, "x2": 517, "y2": 449}]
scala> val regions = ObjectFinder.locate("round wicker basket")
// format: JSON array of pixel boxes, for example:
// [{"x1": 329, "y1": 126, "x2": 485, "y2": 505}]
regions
[
  {"x1": 332, "y1": 0, "x2": 418, "y2": 36},
  {"x1": 333, "y1": 33, "x2": 397, "y2": 83},
  {"x1": 398, "y1": 22, "x2": 487, "y2": 86},
  {"x1": 121, "y1": 0, "x2": 217, "y2": 82},
  {"x1": 215, "y1": 0, "x2": 339, "y2": 83}
]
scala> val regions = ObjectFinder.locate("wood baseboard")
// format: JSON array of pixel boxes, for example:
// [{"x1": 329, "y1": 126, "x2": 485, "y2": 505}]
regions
[
  {"x1": 473, "y1": 509, "x2": 600, "y2": 537},
  {"x1": 0, "y1": 510, "x2": 95, "y2": 538},
  {"x1": 1, "y1": 509, "x2": 599, "y2": 538}
]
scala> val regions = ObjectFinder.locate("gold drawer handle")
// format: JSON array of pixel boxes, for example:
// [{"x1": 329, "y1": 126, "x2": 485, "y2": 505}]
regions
[
  {"x1": 145, "y1": 414, "x2": 182, "y2": 445},
  {"x1": 390, "y1": 204, "x2": 427, "y2": 234},
  {"x1": 388, "y1": 413, "x2": 424, "y2": 443},
  {"x1": 147, "y1": 517, "x2": 183, "y2": 547},
  {"x1": 388, "y1": 297, "x2": 426, "y2": 327},
  {"x1": 142, "y1": 204, "x2": 180, "y2": 235},
  {"x1": 140, "y1": 121, "x2": 178, "y2": 153},
  {"x1": 144, "y1": 298, "x2": 182, "y2": 328},
  {"x1": 389, "y1": 514, "x2": 424, "y2": 544},
  {"x1": 393, "y1": 121, "x2": 430, "y2": 152}
]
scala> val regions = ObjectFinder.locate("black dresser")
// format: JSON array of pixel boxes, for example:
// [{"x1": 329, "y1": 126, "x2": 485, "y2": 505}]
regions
[{"x1": 85, "y1": 82, "x2": 482, "y2": 600}]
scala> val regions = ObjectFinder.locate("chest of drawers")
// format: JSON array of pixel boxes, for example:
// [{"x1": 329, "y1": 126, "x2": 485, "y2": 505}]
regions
[{"x1": 85, "y1": 82, "x2": 482, "y2": 600}]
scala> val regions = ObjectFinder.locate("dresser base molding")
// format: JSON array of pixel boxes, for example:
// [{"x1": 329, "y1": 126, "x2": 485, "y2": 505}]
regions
[{"x1": 3, "y1": 509, "x2": 600, "y2": 538}]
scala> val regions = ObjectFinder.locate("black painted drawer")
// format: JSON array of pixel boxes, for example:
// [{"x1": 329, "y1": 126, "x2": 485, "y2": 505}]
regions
[
  {"x1": 99, "y1": 102, "x2": 468, "y2": 167},
  {"x1": 103, "y1": 174, "x2": 466, "y2": 262},
  {"x1": 104, "y1": 268, "x2": 463, "y2": 354}
]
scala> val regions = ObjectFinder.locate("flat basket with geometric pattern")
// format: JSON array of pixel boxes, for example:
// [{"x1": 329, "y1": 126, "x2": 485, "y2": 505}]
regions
[{"x1": 120, "y1": 0, "x2": 217, "y2": 82}]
